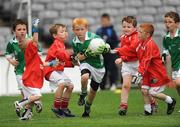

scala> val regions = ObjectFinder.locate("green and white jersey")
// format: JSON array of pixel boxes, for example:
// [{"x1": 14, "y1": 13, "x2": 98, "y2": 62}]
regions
[
  {"x1": 163, "y1": 29, "x2": 180, "y2": 70},
  {"x1": 71, "y1": 32, "x2": 104, "y2": 68},
  {"x1": 5, "y1": 34, "x2": 32, "y2": 75}
]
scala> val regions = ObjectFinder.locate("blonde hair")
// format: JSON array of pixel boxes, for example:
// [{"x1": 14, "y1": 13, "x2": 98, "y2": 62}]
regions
[
  {"x1": 139, "y1": 23, "x2": 154, "y2": 37},
  {"x1": 49, "y1": 24, "x2": 66, "y2": 36},
  {"x1": 72, "y1": 18, "x2": 88, "y2": 29}
]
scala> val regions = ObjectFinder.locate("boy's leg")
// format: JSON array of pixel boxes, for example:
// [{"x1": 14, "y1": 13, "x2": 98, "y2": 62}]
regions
[
  {"x1": 141, "y1": 87, "x2": 152, "y2": 115},
  {"x1": 175, "y1": 77, "x2": 180, "y2": 96},
  {"x1": 60, "y1": 83, "x2": 75, "y2": 117},
  {"x1": 78, "y1": 69, "x2": 90, "y2": 106},
  {"x1": 149, "y1": 96, "x2": 158, "y2": 113},
  {"x1": 149, "y1": 86, "x2": 176, "y2": 115},
  {"x1": 16, "y1": 75, "x2": 24, "y2": 98},
  {"x1": 14, "y1": 85, "x2": 42, "y2": 118},
  {"x1": 14, "y1": 95, "x2": 40, "y2": 118},
  {"x1": 20, "y1": 103, "x2": 33, "y2": 120},
  {"x1": 82, "y1": 80, "x2": 98, "y2": 117},
  {"x1": 119, "y1": 75, "x2": 132, "y2": 116},
  {"x1": 51, "y1": 83, "x2": 65, "y2": 117}
]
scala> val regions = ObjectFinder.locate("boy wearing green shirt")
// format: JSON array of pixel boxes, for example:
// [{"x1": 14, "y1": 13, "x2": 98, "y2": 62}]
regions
[
  {"x1": 71, "y1": 17, "x2": 109, "y2": 117},
  {"x1": 163, "y1": 11, "x2": 180, "y2": 96}
]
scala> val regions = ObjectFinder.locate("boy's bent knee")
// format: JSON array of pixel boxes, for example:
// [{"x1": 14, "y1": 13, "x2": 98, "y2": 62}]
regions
[
  {"x1": 67, "y1": 83, "x2": 74, "y2": 91},
  {"x1": 81, "y1": 74, "x2": 89, "y2": 82}
]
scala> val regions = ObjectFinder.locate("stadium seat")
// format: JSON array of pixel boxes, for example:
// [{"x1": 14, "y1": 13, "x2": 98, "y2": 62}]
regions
[
  {"x1": 32, "y1": 3, "x2": 45, "y2": 12},
  {"x1": 138, "y1": 7, "x2": 157, "y2": 15},
  {"x1": 46, "y1": 2, "x2": 66, "y2": 10},
  {"x1": 105, "y1": 1, "x2": 124, "y2": 8},
  {"x1": 38, "y1": 10, "x2": 59, "y2": 19},
  {"x1": 85, "y1": 1, "x2": 104, "y2": 9},
  {"x1": 67, "y1": 2, "x2": 85, "y2": 10},
  {"x1": 163, "y1": 0, "x2": 180, "y2": 6},
  {"x1": 124, "y1": 0, "x2": 142, "y2": 7},
  {"x1": 144, "y1": 0, "x2": 162, "y2": 6}
]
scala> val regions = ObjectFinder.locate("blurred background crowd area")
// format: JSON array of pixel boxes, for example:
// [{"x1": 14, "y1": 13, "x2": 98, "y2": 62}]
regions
[{"x1": 0, "y1": 0, "x2": 180, "y2": 54}]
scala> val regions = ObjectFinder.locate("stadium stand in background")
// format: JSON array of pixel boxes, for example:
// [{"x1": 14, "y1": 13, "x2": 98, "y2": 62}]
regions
[{"x1": 0, "y1": 0, "x2": 180, "y2": 54}]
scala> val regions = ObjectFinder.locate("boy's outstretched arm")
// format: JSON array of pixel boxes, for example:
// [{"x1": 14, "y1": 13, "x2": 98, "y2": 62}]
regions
[{"x1": 32, "y1": 18, "x2": 40, "y2": 46}]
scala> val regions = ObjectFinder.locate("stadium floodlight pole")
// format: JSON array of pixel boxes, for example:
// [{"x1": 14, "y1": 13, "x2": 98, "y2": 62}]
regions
[{"x1": 17, "y1": 0, "x2": 32, "y2": 36}]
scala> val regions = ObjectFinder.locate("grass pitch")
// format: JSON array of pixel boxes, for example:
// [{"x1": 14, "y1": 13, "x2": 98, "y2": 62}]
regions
[{"x1": 0, "y1": 88, "x2": 180, "y2": 127}]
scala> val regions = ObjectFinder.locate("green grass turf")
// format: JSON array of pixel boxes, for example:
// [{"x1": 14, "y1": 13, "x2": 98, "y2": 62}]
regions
[{"x1": 0, "y1": 88, "x2": 180, "y2": 127}]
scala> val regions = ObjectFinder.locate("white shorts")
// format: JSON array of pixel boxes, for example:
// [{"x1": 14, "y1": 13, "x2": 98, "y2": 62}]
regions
[
  {"x1": 49, "y1": 71, "x2": 73, "y2": 90},
  {"x1": 141, "y1": 85, "x2": 165, "y2": 95},
  {"x1": 22, "y1": 85, "x2": 41, "y2": 99},
  {"x1": 172, "y1": 69, "x2": 180, "y2": 80},
  {"x1": 16, "y1": 75, "x2": 23, "y2": 90},
  {"x1": 121, "y1": 61, "x2": 139, "y2": 76},
  {"x1": 80, "y1": 63, "x2": 105, "y2": 83}
]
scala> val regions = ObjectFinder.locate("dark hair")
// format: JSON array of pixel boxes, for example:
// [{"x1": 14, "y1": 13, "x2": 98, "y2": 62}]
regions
[
  {"x1": 12, "y1": 19, "x2": 28, "y2": 31},
  {"x1": 101, "y1": 13, "x2": 110, "y2": 20},
  {"x1": 165, "y1": 11, "x2": 180, "y2": 23},
  {"x1": 49, "y1": 24, "x2": 66, "y2": 36},
  {"x1": 122, "y1": 16, "x2": 137, "y2": 27}
]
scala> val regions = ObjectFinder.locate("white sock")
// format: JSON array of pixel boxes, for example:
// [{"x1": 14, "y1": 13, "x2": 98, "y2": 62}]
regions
[
  {"x1": 165, "y1": 96, "x2": 173, "y2": 104},
  {"x1": 144, "y1": 104, "x2": 151, "y2": 113},
  {"x1": 19, "y1": 98, "x2": 30, "y2": 107}
]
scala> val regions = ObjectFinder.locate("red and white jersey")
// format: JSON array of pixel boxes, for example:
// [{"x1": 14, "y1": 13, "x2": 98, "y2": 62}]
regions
[
  {"x1": 136, "y1": 37, "x2": 170, "y2": 87},
  {"x1": 115, "y1": 30, "x2": 139, "y2": 62},
  {"x1": 44, "y1": 38, "x2": 73, "y2": 80},
  {"x1": 23, "y1": 42, "x2": 44, "y2": 88}
]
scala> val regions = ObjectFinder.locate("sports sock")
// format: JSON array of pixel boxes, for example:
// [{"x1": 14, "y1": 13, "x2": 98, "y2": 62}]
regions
[
  {"x1": 61, "y1": 97, "x2": 69, "y2": 109},
  {"x1": 144, "y1": 104, "x2": 151, "y2": 113},
  {"x1": 81, "y1": 87, "x2": 87, "y2": 95},
  {"x1": 85, "y1": 101, "x2": 92, "y2": 113},
  {"x1": 54, "y1": 97, "x2": 61, "y2": 109},
  {"x1": 19, "y1": 98, "x2": 30, "y2": 107},
  {"x1": 120, "y1": 103, "x2": 128, "y2": 110},
  {"x1": 165, "y1": 96, "x2": 173, "y2": 104}
]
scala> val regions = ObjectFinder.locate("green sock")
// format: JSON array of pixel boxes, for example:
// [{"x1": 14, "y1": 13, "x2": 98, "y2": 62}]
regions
[
  {"x1": 81, "y1": 87, "x2": 87, "y2": 96},
  {"x1": 85, "y1": 101, "x2": 92, "y2": 113}
]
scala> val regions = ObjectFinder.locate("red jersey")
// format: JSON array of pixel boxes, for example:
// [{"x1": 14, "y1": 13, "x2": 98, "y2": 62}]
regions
[
  {"x1": 115, "y1": 31, "x2": 139, "y2": 62},
  {"x1": 44, "y1": 38, "x2": 73, "y2": 80},
  {"x1": 136, "y1": 37, "x2": 170, "y2": 87},
  {"x1": 23, "y1": 42, "x2": 44, "y2": 88}
]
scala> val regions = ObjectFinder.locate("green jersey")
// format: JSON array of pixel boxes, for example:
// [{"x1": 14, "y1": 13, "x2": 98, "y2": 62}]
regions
[
  {"x1": 5, "y1": 37, "x2": 26, "y2": 75},
  {"x1": 71, "y1": 32, "x2": 104, "y2": 68},
  {"x1": 163, "y1": 29, "x2": 180, "y2": 70}
]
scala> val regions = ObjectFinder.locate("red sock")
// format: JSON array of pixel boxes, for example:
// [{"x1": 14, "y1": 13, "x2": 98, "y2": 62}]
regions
[
  {"x1": 54, "y1": 97, "x2": 61, "y2": 109},
  {"x1": 61, "y1": 97, "x2": 69, "y2": 109},
  {"x1": 150, "y1": 98, "x2": 157, "y2": 105},
  {"x1": 120, "y1": 103, "x2": 128, "y2": 110}
]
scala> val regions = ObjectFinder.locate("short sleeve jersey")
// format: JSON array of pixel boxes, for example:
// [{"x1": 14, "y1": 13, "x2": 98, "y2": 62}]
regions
[
  {"x1": 163, "y1": 29, "x2": 180, "y2": 70},
  {"x1": 22, "y1": 42, "x2": 43, "y2": 88},
  {"x1": 71, "y1": 31, "x2": 104, "y2": 68}
]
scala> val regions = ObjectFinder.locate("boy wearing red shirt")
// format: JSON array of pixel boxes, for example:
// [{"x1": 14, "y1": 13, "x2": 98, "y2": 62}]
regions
[
  {"x1": 134, "y1": 23, "x2": 176, "y2": 115},
  {"x1": 14, "y1": 19, "x2": 44, "y2": 120},
  {"x1": 115, "y1": 16, "x2": 139, "y2": 115},
  {"x1": 44, "y1": 24, "x2": 75, "y2": 117},
  {"x1": 14, "y1": 19, "x2": 59, "y2": 120}
]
